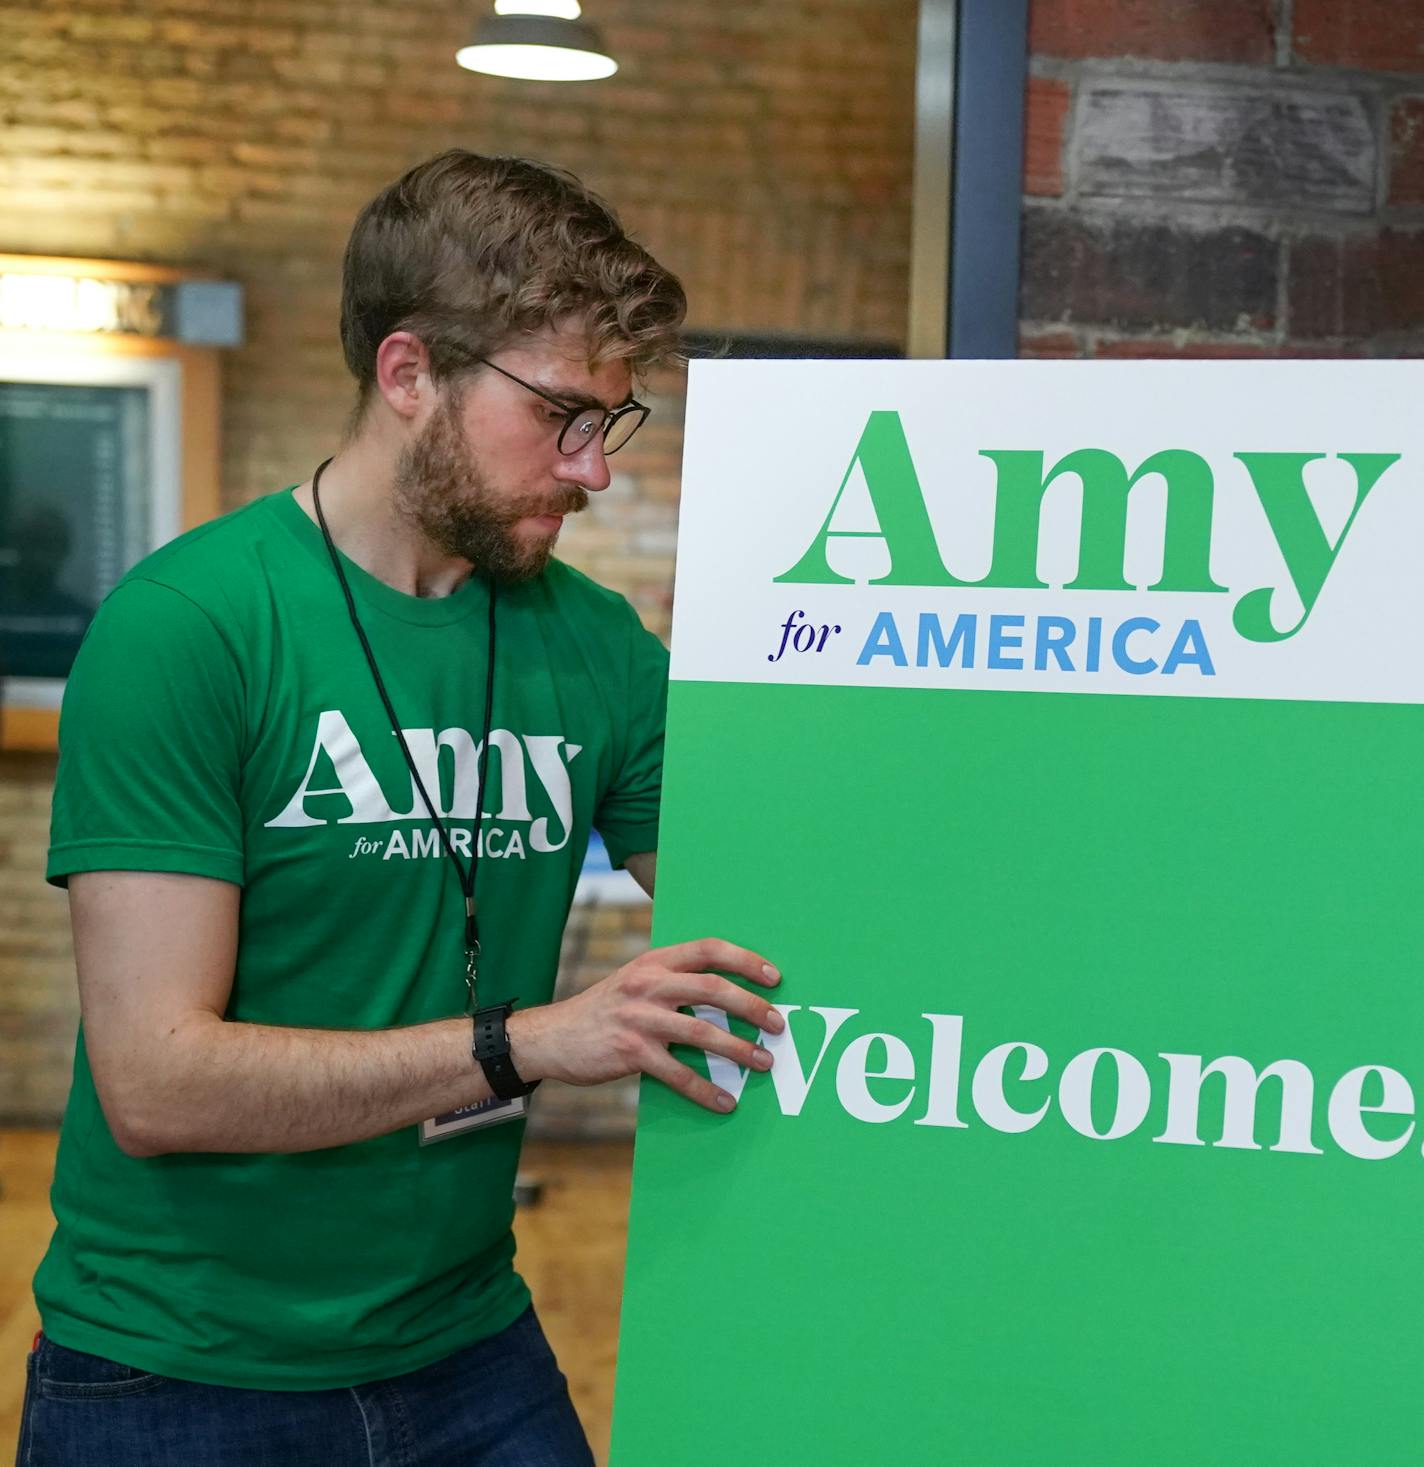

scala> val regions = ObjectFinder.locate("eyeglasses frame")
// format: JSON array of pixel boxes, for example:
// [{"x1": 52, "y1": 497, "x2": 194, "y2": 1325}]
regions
[{"x1": 471, "y1": 355, "x2": 650, "y2": 457}]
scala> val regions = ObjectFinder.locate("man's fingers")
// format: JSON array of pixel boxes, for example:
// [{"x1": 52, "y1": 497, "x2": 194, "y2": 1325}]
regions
[
  {"x1": 655, "y1": 938, "x2": 780, "y2": 988},
  {"x1": 665, "y1": 973, "x2": 785, "y2": 1035},
  {"x1": 655, "y1": 1009, "x2": 775, "y2": 1073},
  {"x1": 642, "y1": 1048, "x2": 738, "y2": 1114}
]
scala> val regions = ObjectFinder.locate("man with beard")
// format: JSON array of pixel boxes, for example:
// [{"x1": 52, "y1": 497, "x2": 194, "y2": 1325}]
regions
[{"x1": 20, "y1": 152, "x2": 784, "y2": 1466}]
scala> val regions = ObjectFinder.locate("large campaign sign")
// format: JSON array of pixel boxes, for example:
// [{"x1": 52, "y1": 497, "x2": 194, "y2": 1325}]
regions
[{"x1": 610, "y1": 361, "x2": 1424, "y2": 1463}]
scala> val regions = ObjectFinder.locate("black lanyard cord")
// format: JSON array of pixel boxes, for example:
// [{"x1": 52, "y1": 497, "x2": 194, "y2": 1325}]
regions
[{"x1": 310, "y1": 457, "x2": 497, "y2": 1005}]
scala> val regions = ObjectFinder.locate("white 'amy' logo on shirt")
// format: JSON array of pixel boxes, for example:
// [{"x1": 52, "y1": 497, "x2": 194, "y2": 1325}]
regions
[{"x1": 265, "y1": 709, "x2": 581, "y2": 862}]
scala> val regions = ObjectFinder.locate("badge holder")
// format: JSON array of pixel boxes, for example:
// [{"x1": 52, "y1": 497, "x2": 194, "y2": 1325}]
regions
[
  {"x1": 420, "y1": 944, "x2": 534, "y2": 1143},
  {"x1": 419, "y1": 1092, "x2": 528, "y2": 1144}
]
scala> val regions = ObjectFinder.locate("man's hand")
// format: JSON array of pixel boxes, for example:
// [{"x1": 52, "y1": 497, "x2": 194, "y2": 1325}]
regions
[{"x1": 509, "y1": 939, "x2": 783, "y2": 1113}]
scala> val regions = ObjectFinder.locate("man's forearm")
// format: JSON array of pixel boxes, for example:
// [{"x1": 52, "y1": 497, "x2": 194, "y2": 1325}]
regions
[
  {"x1": 113, "y1": 1013, "x2": 503, "y2": 1156},
  {"x1": 78, "y1": 867, "x2": 785, "y2": 1154}
]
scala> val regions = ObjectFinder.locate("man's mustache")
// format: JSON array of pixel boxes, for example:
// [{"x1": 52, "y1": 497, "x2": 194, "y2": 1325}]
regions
[{"x1": 510, "y1": 485, "x2": 589, "y2": 520}]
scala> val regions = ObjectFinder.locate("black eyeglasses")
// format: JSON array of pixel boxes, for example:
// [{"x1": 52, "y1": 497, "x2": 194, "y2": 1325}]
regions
[{"x1": 475, "y1": 356, "x2": 650, "y2": 456}]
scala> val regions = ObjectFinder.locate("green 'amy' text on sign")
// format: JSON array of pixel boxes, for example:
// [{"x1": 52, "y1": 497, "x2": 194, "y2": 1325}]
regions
[{"x1": 610, "y1": 361, "x2": 1424, "y2": 1465}]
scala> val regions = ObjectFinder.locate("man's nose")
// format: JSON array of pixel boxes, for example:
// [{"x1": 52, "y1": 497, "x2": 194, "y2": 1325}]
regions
[{"x1": 556, "y1": 435, "x2": 612, "y2": 492}]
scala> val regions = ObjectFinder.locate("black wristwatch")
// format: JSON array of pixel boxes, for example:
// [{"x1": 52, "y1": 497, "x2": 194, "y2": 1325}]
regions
[{"x1": 471, "y1": 1003, "x2": 540, "y2": 1102}]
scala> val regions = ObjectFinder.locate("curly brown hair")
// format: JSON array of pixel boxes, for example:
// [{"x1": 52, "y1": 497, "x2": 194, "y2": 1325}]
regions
[{"x1": 339, "y1": 151, "x2": 686, "y2": 410}]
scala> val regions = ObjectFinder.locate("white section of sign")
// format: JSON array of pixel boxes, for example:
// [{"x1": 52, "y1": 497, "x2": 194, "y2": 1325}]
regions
[{"x1": 669, "y1": 359, "x2": 1424, "y2": 704}]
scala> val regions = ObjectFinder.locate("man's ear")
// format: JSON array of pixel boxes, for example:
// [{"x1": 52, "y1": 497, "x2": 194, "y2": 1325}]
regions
[{"x1": 373, "y1": 332, "x2": 432, "y2": 421}]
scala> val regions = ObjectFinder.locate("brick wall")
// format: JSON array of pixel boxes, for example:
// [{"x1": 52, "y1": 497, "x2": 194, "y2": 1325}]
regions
[
  {"x1": 1019, "y1": 0, "x2": 1424, "y2": 359},
  {"x1": 0, "y1": 754, "x2": 76, "y2": 1120},
  {"x1": 0, "y1": 0, "x2": 918, "y2": 1128}
]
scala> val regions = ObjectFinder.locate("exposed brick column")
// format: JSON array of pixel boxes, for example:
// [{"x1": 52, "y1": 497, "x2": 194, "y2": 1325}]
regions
[{"x1": 1018, "y1": 0, "x2": 1424, "y2": 360}]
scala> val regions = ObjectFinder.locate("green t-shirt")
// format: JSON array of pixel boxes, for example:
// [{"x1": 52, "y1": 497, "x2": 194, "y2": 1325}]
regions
[{"x1": 38, "y1": 487, "x2": 667, "y2": 1390}]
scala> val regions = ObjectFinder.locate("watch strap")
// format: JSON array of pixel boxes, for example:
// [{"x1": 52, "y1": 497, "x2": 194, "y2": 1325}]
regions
[{"x1": 472, "y1": 1002, "x2": 539, "y2": 1101}]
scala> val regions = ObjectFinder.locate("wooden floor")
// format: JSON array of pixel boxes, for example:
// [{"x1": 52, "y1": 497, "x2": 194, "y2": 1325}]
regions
[{"x1": 0, "y1": 1131, "x2": 634, "y2": 1465}]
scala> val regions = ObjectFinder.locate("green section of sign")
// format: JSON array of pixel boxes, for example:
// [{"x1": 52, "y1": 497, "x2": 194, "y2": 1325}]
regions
[{"x1": 612, "y1": 681, "x2": 1424, "y2": 1464}]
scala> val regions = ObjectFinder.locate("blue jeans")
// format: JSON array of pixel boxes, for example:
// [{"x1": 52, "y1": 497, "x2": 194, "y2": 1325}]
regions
[{"x1": 15, "y1": 1308, "x2": 595, "y2": 1466}]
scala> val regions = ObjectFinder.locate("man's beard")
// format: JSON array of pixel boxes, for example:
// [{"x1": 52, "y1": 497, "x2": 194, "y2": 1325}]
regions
[{"x1": 392, "y1": 394, "x2": 588, "y2": 583}]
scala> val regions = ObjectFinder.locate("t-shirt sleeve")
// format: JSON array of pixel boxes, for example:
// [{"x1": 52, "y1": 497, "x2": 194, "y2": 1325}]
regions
[
  {"x1": 594, "y1": 605, "x2": 669, "y2": 869},
  {"x1": 47, "y1": 578, "x2": 247, "y2": 888}
]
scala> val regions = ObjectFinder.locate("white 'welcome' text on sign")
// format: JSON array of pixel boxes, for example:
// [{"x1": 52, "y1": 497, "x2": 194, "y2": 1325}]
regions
[{"x1": 693, "y1": 1003, "x2": 1420, "y2": 1163}]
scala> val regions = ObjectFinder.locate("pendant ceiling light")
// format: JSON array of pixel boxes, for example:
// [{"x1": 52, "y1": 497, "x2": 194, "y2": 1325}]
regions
[{"x1": 456, "y1": 1, "x2": 618, "y2": 82}]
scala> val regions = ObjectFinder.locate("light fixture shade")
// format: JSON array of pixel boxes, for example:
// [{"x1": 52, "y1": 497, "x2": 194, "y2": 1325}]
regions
[
  {"x1": 494, "y1": 0, "x2": 582, "y2": 16},
  {"x1": 456, "y1": 13, "x2": 617, "y2": 82}
]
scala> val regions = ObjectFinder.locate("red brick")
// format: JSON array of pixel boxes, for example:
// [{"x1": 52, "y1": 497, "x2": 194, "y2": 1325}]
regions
[
  {"x1": 1090, "y1": 338, "x2": 1359, "y2": 359},
  {"x1": 1018, "y1": 328, "x2": 1081, "y2": 358},
  {"x1": 1021, "y1": 208, "x2": 1279, "y2": 332},
  {"x1": 1093, "y1": 338, "x2": 1274, "y2": 359},
  {"x1": 1077, "y1": 85, "x2": 1375, "y2": 215},
  {"x1": 1288, "y1": 230, "x2": 1424, "y2": 338},
  {"x1": 146, "y1": 135, "x2": 226, "y2": 164},
  {"x1": 1024, "y1": 77, "x2": 1070, "y2": 197},
  {"x1": 66, "y1": 14, "x2": 155, "y2": 43},
  {"x1": 1390, "y1": 98, "x2": 1424, "y2": 205},
  {"x1": 1294, "y1": 0, "x2": 1424, "y2": 72},
  {"x1": 1030, "y1": 0, "x2": 1275, "y2": 64}
]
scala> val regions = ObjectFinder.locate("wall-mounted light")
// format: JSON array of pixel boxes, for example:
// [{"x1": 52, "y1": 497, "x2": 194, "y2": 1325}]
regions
[{"x1": 456, "y1": 1, "x2": 617, "y2": 82}]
